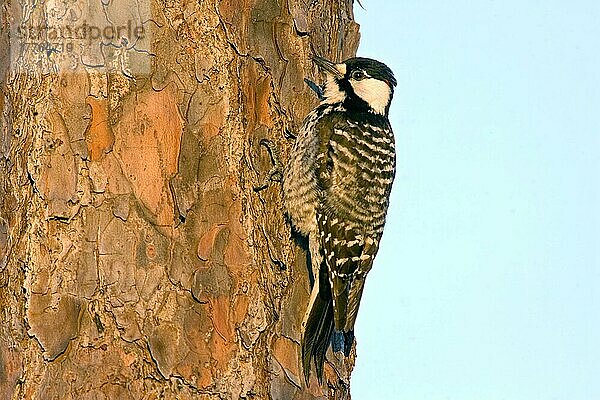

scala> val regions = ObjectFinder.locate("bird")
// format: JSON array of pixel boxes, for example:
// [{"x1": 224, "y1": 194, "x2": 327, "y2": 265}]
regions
[{"x1": 282, "y1": 55, "x2": 397, "y2": 384}]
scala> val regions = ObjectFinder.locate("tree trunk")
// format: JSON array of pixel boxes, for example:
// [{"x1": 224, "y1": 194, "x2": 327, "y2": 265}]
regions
[{"x1": 0, "y1": 0, "x2": 361, "y2": 399}]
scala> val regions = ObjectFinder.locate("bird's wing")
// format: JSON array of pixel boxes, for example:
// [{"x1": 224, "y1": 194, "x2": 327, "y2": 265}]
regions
[
  {"x1": 316, "y1": 211, "x2": 363, "y2": 329},
  {"x1": 313, "y1": 115, "x2": 384, "y2": 335}
]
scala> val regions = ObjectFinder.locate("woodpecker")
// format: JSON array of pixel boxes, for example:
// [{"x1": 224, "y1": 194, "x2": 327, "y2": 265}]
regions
[{"x1": 283, "y1": 55, "x2": 397, "y2": 383}]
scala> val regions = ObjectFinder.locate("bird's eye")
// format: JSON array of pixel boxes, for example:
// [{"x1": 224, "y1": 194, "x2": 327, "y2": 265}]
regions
[{"x1": 351, "y1": 70, "x2": 366, "y2": 80}]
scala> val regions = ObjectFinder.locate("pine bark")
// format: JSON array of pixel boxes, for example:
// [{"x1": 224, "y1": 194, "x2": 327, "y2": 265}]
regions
[{"x1": 0, "y1": 0, "x2": 361, "y2": 399}]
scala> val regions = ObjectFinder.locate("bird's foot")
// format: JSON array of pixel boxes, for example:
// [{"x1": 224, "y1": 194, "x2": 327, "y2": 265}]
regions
[
  {"x1": 254, "y1": 139, "x2": 283, "y2": 192},
  {"x1": 284, "y1": 128, "x2": 297, "y2": 140}
]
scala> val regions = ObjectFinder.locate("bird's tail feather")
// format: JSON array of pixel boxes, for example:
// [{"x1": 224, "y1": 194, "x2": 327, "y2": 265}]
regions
[
  {"x1": 343, "y1": 330, "x2": 354, "y2": 357},
  {"x1": 301, "y1": 288, "x2": 334, "y2": 384}
]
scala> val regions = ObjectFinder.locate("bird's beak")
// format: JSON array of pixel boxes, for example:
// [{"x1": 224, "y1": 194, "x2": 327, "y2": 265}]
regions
[{"x1": 312, "y1": 55, "x2": 345, "y2": 79}]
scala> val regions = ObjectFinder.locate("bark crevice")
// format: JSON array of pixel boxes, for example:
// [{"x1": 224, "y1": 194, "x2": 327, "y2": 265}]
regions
[{"x1": 1, "y1": 0, "x2": 361, "y2": 398}]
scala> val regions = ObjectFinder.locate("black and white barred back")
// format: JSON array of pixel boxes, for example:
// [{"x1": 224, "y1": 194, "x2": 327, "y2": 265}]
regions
[{"x1": 282, "y1": 56, "x2": 396, "y2": 384}]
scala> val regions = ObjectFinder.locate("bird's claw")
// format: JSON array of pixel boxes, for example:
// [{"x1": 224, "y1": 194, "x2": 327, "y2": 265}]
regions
[
  {"x1": 254, "y1": 139, "x2": 284, "y2": 192},
  {"x1": 284, "y1": 128, "x2": 297, "y2": 140}
]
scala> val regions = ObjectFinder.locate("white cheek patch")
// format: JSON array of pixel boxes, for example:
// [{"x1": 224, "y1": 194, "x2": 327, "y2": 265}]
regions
[{"x1": 350, "y1": 78, "x2": 391, "y2": 115}]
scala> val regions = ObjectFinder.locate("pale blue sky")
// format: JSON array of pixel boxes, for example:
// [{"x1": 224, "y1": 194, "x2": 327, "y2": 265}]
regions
[{"x1": 352, "y1": 2, "x2": 600, "y2": 399}]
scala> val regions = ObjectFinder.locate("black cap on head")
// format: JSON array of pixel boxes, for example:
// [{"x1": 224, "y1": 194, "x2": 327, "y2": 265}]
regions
[{"x1": 344, "y1": 57, "x2": 397, "y2": 88}]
